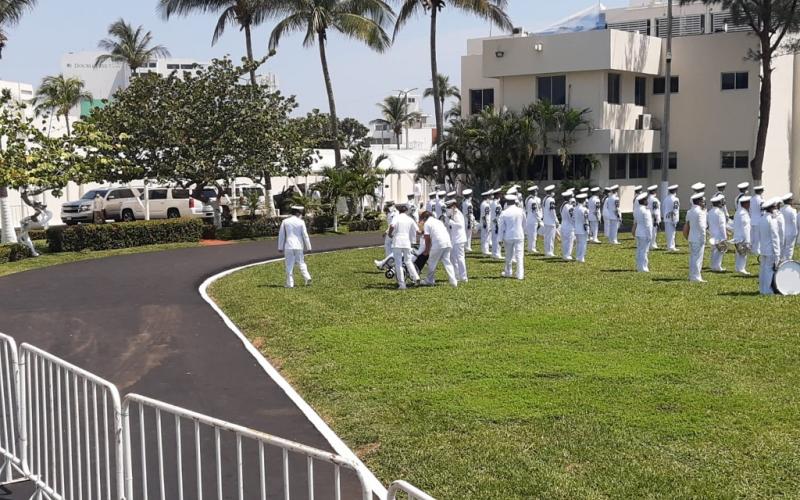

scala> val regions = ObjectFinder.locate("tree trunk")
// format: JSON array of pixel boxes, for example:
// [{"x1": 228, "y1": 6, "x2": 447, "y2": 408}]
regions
[
  {"x1": 429, "y1": 8, "x2": 446, "y2": 174},
  {"x1": 396, "y1": 130, "x2": 401, "y2": 150},
  {"x1": 64, "y1": 113, "x2": 71, "y2": 136},
  {"x1": 0, "y1": 186, "x2": 18, "y2": 244},
  {"x1": 318, "y1": 30, "x2": 342, "y2": 168},
  {"x1": 262, "y1": 173, "x2": 274, "y2": 217},
  {"x1": 245, "y1": 23, "x2": 257, "y2": 87},
  {"x1": 752, "y1": 39, "x2": 772, "y2": 182}
]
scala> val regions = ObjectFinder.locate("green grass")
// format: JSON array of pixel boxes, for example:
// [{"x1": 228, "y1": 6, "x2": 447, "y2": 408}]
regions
[{"x1": 210, "y1": 236, "x2": 800, "y2": 499}]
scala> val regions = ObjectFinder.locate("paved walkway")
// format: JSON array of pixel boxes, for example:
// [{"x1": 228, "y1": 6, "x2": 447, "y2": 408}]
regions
[{"x1": 0, "y1": 232, "x2": 383, "y2": 498}]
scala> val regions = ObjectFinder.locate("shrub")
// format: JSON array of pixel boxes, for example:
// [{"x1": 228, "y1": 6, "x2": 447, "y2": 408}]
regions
[
  {"x1": 46, "y1": 218, "x2": 204, "y2": 252},
  {"x1": 229, "y1": 216, "x2": 330, "y2": 240},
  {"x1": 17, "y1": 228, "x2": 49, "y2": 241},
  {"x1": 0, "y1": 243, "x2": 33, "y2": 264},
  {"x1": 201, "y1": 224, "x2": 217, "y2": 240},
  {"x1": 348, "y1": 219, "x2": 383, "y2": 232}
]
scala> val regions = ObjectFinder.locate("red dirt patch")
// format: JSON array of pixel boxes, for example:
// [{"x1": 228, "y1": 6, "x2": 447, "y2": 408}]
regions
[{"x1": 201, "y1": 239, "x2": 235, "y2": 246}]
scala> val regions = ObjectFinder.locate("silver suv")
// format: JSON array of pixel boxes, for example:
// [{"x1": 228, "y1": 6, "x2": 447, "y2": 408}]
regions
[{"x1": 61, "y1": 187, "x2": 140, "y2": 224}]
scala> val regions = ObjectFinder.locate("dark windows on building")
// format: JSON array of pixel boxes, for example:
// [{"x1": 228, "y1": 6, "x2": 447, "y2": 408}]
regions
[
  {"x1": 609, "y1": 154, "x2": 627, "y2": 179},
  {"x1": 537, "y1": 75, "x2": 567, "y2": 105},
  {"x1": 635, "y1": 77, "x2": 647, "y2": 106},
  {"x1": 721, "y1": 72, "x2": 748, "y2": 90},
  {"x1": 653, "y1": 76, "x2": 679, "y2": 95},
  {"x1": 608, "y1": 73, "x2": 621, "y2": 104},
  {"x1": 721, "y1": 151, "x2": 749, "y2": 169},
  {"x1": 652, "y1": 152, "x2": 678, "y2": 170},
  {"x1": 628, "y1": 153, "x2": 649, "y2": 178},
  {"x1": 469, "y1": 88, "x2": 495, "y2": 115},
  {"x1": 528, "y1": 155, "x2": 549, "y2": 180}
]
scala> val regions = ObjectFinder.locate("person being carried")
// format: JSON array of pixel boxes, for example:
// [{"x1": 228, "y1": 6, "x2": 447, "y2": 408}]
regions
[{"x1": 278, "y1": 206, "x2": 312, "y2": 288}]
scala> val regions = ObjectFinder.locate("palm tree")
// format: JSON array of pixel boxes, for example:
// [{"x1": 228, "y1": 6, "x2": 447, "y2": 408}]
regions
[
  {"x1": 316, "y1": 166, "x2": 355, "y2": 231},
  {"x1": 424, "y1": 73, "x2": 460, "y2": 117},
  {"x1": 95, "y1": 18, "x2": 170, "y2": 76},
  {"x1": 269, "y1": 0, "x2": 394, "y2": 168},
  {"x1": 0, "y1": 0, "x2": 37, "y2": 245},
  {"x1": 394, "y1": 0, "x2": 511, "y2": 153},
  {"x1": 33, "y1": 75, "x2": 93, "y2": 137},
  {"x1": 344, "y1": 147, "x2": 388, "y2": 218},
  {"x1": 370, "y1": 95, "x2": 421, "y2": 150},
  {"x1": 158, "y1": 0, "x2": 273, "y2": 86}
]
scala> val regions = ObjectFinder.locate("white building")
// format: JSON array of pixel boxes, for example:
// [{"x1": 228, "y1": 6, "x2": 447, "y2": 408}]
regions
[
  {"x1": 461, "y1": 0, "x2": 800, "y2": 210},
  {"x1": 371, "y1": 92, "x2": 436, "y2": 150}
]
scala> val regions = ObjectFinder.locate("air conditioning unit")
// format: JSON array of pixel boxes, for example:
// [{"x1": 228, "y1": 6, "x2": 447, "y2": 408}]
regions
[{"x1": 637, "y1": 114, "x2": 653, "y2": 130}]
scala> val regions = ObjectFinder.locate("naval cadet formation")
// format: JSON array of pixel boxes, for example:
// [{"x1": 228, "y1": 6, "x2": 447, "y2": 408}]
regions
[{"x1": 276, "y1": 181, "x2": 799, "y2": 296}]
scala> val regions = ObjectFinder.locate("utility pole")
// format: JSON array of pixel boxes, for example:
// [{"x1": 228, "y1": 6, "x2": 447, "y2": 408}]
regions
[
  {"x1": 394, "y1": 88, "x2": 418, "y2": 149},
  {"x1": 660, "y1": 0, "x2": 673, "y2": 198}
]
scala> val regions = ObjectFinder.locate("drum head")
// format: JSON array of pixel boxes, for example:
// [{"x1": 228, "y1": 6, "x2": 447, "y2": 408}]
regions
[{"x1": 774, "y1": 261, "x2": 800, "y2": 296}]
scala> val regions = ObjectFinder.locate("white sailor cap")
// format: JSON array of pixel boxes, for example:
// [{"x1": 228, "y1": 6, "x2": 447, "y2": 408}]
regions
[
  {"x1": 762, "y1": 197, "x2": 780, "y2": 209},
  {"x1": 716, "y1": 182, "x2": 727, "y2": 189},
  {"x1": 437, "y1": 190, "x2": 447, "y2": 196},
  {"x1": 668, "y1": 184, "x2": 679, "y2": 191},
  {"x1": 385, "y1": 200, "x2": 395, "y2": 206},
  {"x1": 446, "y1": 191, "x2": 457, "y2": 197},
  {"x1": 504, "y1": 194, "x2": 517, "y2": 202},
  {"x1": 782, "y1": 192, "x2": 793, "y2": 202},
  {"x1": 493, "y1": 188, "x2": 503, "y2": 195},
  {"x1": 507, "y1": 186, "x2": 519, "y2": 195},
  {"x1": 691, "y1": 182, "x2": 706, "y2": 192},
  {"x1": 647, "y1": 184, "x2": 658, "y2": 192},
  {"x1": 603, "y1": 187, "x2": 611, "y2": 192},
  {"x1": 428, "y1": 192, "x2": 437, "y2": 198},
  {"x1": 481, "y1": 190, "x2": 492, "y2": 197},
  {"x1": 737, "y1": 182, "x2": 750, "y2": 190},
  {"x1": 544, "y1": 185, "x2": 556, "y2": 192},
  {"x1": 691, "y1": 192, "x2": 705, "y2": 202},
  {"x1": 290, "y1": 205, "x2": 305, "y2": 211},
  {"x1": 561, "y1": 190, "x2": 573, "y2": 198},
  {"x1": 590, "y1": 187, "x2": 600, "y2": 193},
  {"x1": 609, "y1": 184, "x2": 620, "y2": 191},
  {"x1": 576, "y1": 193, "x2": 588, "y2": 200},
  {"x1": 462, "y1": 189, "x2": 473, "y2": 196},
  {"x1": 739, "y1": 195, "x2": 752, "y2": 203},
  {"x1": 579, "y1": 187, "x2": 590, "y2": 193},
  {"x1": 527, "y1": 186, "x2": 538, "y2": 192},
  {"x1": 710, "y1": 194, "x2": 725, "y2": 204},
  {"x1": 445, "y1": 199, "x2": 458, "y2": 206},
  {"x1": 636, "y1": 193, "x2": 649, "y2": 202},
  {"x1": 753, "y1": 185, "x2": 765, "y2": 192},
  {"x1": 633, "y1": 185, "x2": 643, "y2": 192},
  {"x1": 396, "y1": 203, "x2": 408, "y2": 210}
]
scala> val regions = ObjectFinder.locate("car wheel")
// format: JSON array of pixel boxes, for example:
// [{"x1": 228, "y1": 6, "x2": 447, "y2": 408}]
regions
[
  {"x1": 121, "y1": 209, "x2": 135, "y2": 222},
  {"x1": 167, "y1": 208, "x2": 180, "y2": 219}
]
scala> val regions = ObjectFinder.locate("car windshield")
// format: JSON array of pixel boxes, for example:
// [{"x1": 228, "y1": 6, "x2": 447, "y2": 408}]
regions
[{"x1": 80, "y1": 190, "x2": 108, "y2": 200}]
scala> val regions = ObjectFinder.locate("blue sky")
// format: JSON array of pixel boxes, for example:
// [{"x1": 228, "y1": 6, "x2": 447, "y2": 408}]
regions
[{"x1": 0, "y1": 0, "x2": 628, "y2": 123}]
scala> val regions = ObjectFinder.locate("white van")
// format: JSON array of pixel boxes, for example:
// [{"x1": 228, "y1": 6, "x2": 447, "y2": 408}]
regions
[{"x1": 119, "y1": 188, "x2": 213, "y2": 221}]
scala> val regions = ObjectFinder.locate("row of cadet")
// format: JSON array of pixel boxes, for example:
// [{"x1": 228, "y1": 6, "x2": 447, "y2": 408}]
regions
[{"x1": 372, "y1": 182, "x2": 798, "y2": 295}]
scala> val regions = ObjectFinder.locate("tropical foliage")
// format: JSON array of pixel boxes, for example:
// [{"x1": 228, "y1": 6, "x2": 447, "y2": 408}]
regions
[
  {"x1": 0, "y1": 0, "x2": 36, "y2": 59},
  {"x1": 423, "y1": 73, "x2": 460, "y2": 114},
  {"x1": 370, "y1": 94, "x2": 421, "y2": 149},
  {"x1": 95, "y1": 18, "x2": 170, "y2": 73},
  {"x1": 294, "y1": 110, "x2": 369, "y2": 149},
  {"x1": 33, "y1": 74, "x2": 92, "y2": 136}
]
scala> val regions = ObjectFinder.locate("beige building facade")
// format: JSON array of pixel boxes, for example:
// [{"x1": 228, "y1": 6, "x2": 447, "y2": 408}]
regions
[{"x1": 461, "y1": 0, "x2": 799, "y2": 210}]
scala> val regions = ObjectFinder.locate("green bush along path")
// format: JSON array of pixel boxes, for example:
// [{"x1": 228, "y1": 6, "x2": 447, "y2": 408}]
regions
[{"x1": 210, "y1": 236, "x2": 800, "y2": 499}]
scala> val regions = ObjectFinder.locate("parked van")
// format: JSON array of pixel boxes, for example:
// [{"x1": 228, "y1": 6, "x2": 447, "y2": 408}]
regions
[
  {"x1": 61, "y1": 187, "x2": 141, "y2": 224},
  {"x1": 118, "y1": 187, "x2": 213, "y2": 221}
]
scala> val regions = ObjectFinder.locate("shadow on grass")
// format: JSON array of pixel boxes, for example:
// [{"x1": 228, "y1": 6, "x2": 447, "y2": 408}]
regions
[
  {"x1": 257, "y1": 284, "x2": 291, "y2": 289},
  {"x1": 718, "y1": 291, "x2": 761, "y2": 297},
  {"x1": 602, "y1": 269, "x2": 634, "y2": 273},
  {"x1": 652, "y1": 278, "x2": 684, "y2": 282}
]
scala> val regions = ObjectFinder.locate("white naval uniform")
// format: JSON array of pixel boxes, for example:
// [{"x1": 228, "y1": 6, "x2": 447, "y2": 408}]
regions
[
  {"x1": 686, "y1": 205, "x2": 708, "y2": 282},
  {"x1": 708, "y1": 206, "x2": 728, "y2": 272},
  {"x1": 423, "y1": 217, "x2": 457, "y2": 286},
  {"x1": 479, "y1": 199, "x2": 492, "y2": 255},
  {"x1": 759, "y1": 213, "x2": 781, "y2": 295},
  {"x1": 648, "y1": 194, "x2": 661, "y2": 249},
  {"x1": 633, "y1": 203, "x2": 653, "y2": 272},
  {"x1": 498, "y1": 204, "x2": 526, "y2": 279},
  {"x1": 462, "y1": 198, "x2": 475, "y2": 252},
  {"x1": 750, "y1": 194, "x2": 763, "y2": 255},
  {"x1": 605, "y1": 194, "x2": 621, "y2": 244},
  {"x1": 448, "y1": 208, "x2": 468, "y2": 282},
  {"x1": 278, "y1": 215, "x2": 312, "y2": 288},
  {"x1": 560, "y1": 202, "x2": 575, "y2": 260},
  {"x1": 780, "y1": 204, "x2": 797, "y2": 261},
  {"x1": 384, "y1": 208, "x2": 397, "y2": 258},
  {"x1": 733, "y1": 207, "x2": 751, "y2": 274},
  {"x1": 390, "y1": 213, "x2": 420, "y2": 289},
  {"x1": 573, "y1": 203, "x2": 589, "y2": 262},
  {"x1": 490, "y1": 198, "x2": 503, "y2": 259},
  {"x1": 588, "y1": 195, "x2": 602, "y2": 243},
  {"x1": 408, "y1": 201, "x2": 419, "y2": 222},
  {"x1": 542, "y1": 195, "x2": 559, "y2": 257},
  {"x1": 662, "y1": 193, "x2": 680, "y2": 251},
  {"x1": 715, "y1": 191, "x2": 731, "y2": 221},
  {"x1": 524, "y1": 195, "x2": 541, "y2": 252},
  {"x1": 601, "y1": 195, "x2": 610, "y2": 238}
]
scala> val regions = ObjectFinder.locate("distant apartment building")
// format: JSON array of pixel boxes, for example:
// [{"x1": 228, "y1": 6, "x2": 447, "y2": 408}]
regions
[
  {"x1": 461, "y1": 0, "x2": 800, "y2": 209},
  {"x1": 371, "y1": 92, "x2": 436, "y2": 150}
]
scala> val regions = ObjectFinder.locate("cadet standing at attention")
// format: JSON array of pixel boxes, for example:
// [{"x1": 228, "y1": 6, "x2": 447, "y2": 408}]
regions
[
  {"x1": 708, "y1": 194, "x2": 729, "y2": 272},
  {"x1": 560, "y1": 190, "x2": 576, "y2": 261},
  {"x1": 461, "y1": 189, "x2": 475, "y2": 252},
  {"x1": 632, "y1": 193, "x2": 653, "y2": 272},
  {"x1": 733, "y1": 196, "x2": 752, "y2": 275},
  {"x1": 684, "y1": 193, "x2": 709, "y2": 283},
  {"x1": 663, "y1": 184, "x2": 680, "y2": 252},
  {"x1": 499, "y1": 194, "x2": 526, "y2": 280},
  {"x1": 525, "y1": 186, "x2": 541, "y2": 253},
  {"x1": 714, "y1": 182, "x2": 731, "y2": 221},
  {"x1": 647, "y1": 185, "x2": 661, "y2": 249},
  {"x1": 278, "y1": 206, "x2": 313, "y2": 288},
  {"x1": 542, "y1": 185, "x2": 559, "y2": 257},
  {"x1": 632, "y1": 185, "x2": 643, "y2": 214},
  {"x1": 601, "y1": 187, "x2": 611, "y2": 240},
  {"x1": 491, "y1": 189, "x2": 504, "y2": 259},
  {"x1": 758, "y1": 198, "x2": 782, "y2": 295},
  {"x1": 735, "y1": 182, "x2": 750, "y2": 210},
  {"x1": 480, "y1": 190, "x2": 492, "y2": 255},
  {"x1": 750, "y1": 185, "x2": 765, "y2": 255},
  {"x1": 573, "y1": 193, "x2": 590, "y2": 263},
  {"x1": 780, "y1": 193, "x2": 797, "y2": 261},
  {"x1": 605, "y1": 185, "x2": 621, "y2": 244},
  {"x1": 446, "y1": 199, "x2": 469, "y2": 283},
  {"x1": 588, "y1": 187, "x2": 602, "y2": 243},
  {"x1": 389, "y1": 204, "x2": 420, "y2": 290}
]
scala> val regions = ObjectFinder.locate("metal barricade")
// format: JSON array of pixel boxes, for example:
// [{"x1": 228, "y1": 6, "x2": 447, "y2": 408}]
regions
[
  {"x1": 386, "y1": 480, "x2": 436, "y2": 500},
  {"x1": 20, "y1": 343, "x2": 125, "y2": 500},
  {"x1": 0, "y1": 333, "x2": 26, "y2": 483},
  {"x1": 123, "y1": 394, "x2": 372, "y2": 500}
]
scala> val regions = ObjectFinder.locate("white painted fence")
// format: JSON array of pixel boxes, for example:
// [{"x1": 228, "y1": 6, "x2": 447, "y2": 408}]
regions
[{"x1": 0, "y1": 334, "x2": 26, "y2": 483}]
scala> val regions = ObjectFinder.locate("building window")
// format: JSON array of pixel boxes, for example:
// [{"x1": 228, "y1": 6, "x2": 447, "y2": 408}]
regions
[
  {"x1": 653, "y1": 76, "x2": 679, "y2": 95},
  {"x1": 166, "y1": 64, "x2": 179, "y2": 70},
  {"x1": 652, "y1": 152, "x2": 677, "y2": 170},
  {"x1": 469, "y1": 88, "x2": 495, "y2": 115},
  {"x1": 721, "y1": 72, "x2": 748, "y2": 90},
  {"x1": 635, "y1": 77, "x2": 647, "y2": 106},
  {"x1": 609, "y1": 154, "x2": 627, "y2": 179},
  {"x1": 628, "y1": 153, "x2": 648, "y2": 178},
  {"x1": 528, "y1": 155, "x2": 548, "y2": 181},
  {"x1": 537, "y1": 75, "x2": 566, "y2": 105},
  {"x1": 607, "y1": 73, "x2": 621, "y2": 104},
  {"x1": 721, "y1": 151, "x2": 749, "y2": 169}
]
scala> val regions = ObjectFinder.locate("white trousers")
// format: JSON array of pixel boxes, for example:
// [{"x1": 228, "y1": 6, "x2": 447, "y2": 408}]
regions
[
  {"x1": 750, "y1": 226, "x2": 761, "y2": 255},
  {"x1": 636, "y1": 237, "x2": 651, "y2": 272},
  {"x1": 782, "y1": 238, "x2": 796, "y2": 262},
  {"x1": 526, "y1": 222, "x2": 540, "y2": 252},
  {"x1": 543, "y1": 225, "x2": 557, "y2": 256},
  {"x1": 735, "y1": 251, "x2": 749, "y2": 273},
  {"x1": 491, "y1": 227, "x2": 502, "y2": 258},
  {"x1": 427, "y1": 247, "x2": 458, "y2": 286},
  {"x1": 285, "y1": 250, "x2": 311, "y2": 288},
  {"x1": 650, "y1": 225, "x2": 659, "y2": 249},
  {"x1": 575, "y1": 234, "x2": 588, "y2": 262},
  {"x1": 665, "y1": 222, "x2": 678, "y2": 251},
  {"x1": 393, "y1": 248, "x2": 419, "y2": 288},
  {"x1": 689, "y1": 242, "x2": 705, "y2": 282},
  {"x1": 503, "y1": 239, "x2": 525, "y2": 279},
  {"x1": 384, "y1": 235, "x2": 392, "y2": 258},
  {"x1": 760, "y1": 255, "x2": 777, "y2": 295},
  {"x1": 607, "y1": 220, "x2": 620, "y2": 244},
  {"x1": 465, "y1": 226, "x2": 474, "y2": 252},
  {"x1": 561, "y1": 230, "x2": 575, "y2": 260},
  {"x1": 711, "y1": 247, "x2": 725, "y2": 271},
  {"x1": 450, "y1": 243, "x2": 468, "y2": 281},
  {"x1": 480, "y1": 226, "x2": 491, "y2": 255},
  {"x1": 589, "y1": 220, "x2": 600, "y2": 242}
]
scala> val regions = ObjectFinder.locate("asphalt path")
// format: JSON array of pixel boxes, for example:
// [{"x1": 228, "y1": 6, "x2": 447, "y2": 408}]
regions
[{"x1": 0, "y1": 232, "x2": 383, "y2": 499}]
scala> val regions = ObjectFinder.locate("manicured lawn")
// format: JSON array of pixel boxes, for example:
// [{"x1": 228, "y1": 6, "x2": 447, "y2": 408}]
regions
[{"x1": 210, "y1": 236, "x2": 800, "y2": 499}]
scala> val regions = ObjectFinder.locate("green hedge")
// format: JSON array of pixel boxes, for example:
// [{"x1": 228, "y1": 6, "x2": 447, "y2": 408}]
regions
[
  {"x1": 348, "y1": 219, "x2": 383, "y2": 232},
  {"x1": 229, "y1": 216, "x2": 330, "y2": 240},
  {"x1": 46, "y1": 218, "x2": 204, "y2": 252},
  {"x1": 0, "y1": 244, "x2": 33, "y2": 264}
]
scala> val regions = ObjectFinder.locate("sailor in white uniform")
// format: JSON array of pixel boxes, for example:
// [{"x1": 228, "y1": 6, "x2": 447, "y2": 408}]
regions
[
  {"x1": 498, "y1": 194, "x2": 526, "y2": 280},
  {"x1": 683, "y1": 193, "x2": 709, "y2": 283},
  {"x1": 714, "y1": 182, "x2": 731, "y2": 221},
  {"x1": 389, "y1": 204, "x2": 420, "y2": 289},
  {"x1": 420, "y1": 211, "x2": 458, "y2": 287},
  {"x1": 708, "y1": 194, "x2": 729, "y2": 272},
  {"x1": 750, "y1": 185, "x2": 765, "y2": 255},
  {"x1": 631, "y1": 185, "x2": 643, "y2": 214},
  {"x1": 759, "y1": 198, "x2": 782, "y2": 295},
  {"x1": 573, "y1": 193, "x2": 590, "y2": 263},
  {"x1": 588, "y1": 187, "x2": 602, "y2": 243},
  {"x1": 542, "y1": 185, "x2": 559, "y2": 257},
  {"x1": 632, "y1": 193, "x2": 653, "y2": 272},
  {"x1": 663, "y1": 184, "x2": 680, "y2": 252},
  {"x1": 780, "y1": 193, "x2": 797, "y2": 261},
  {"x1": 407, "y1": 193, "x2": 419, "y2": 222},
  {"x1": 434, "y1": 190, "x2": 447, "y2": 221},
  {"x1": 647, "y1": 185, "x2": 662, "y2": 249},
  {"x1": 735, "y1": 182, "x2": 750, "y2": 210},
  {"x1": 524, "y1": 186, "x2": 542, "y2": 253},
  {"x1": 733, "y1": 196, "x2": 752, "y2": 275},
  {"x1": 383, "y1": 201, "x2": 397, "y2": 258},
  {"x1": 491, "y1": 189, "x2": 504, "y2": 259},
  {"x1": 461, "y1": 189, "x2": 475, "y2": 252},
  {"x1": 446, "y1": 199, "x2": 469, "y2": 282},
  {"x1": 605, "y1": 185, "x2": 621, "y2": 244},
  {"x1": 426, "y1": 192, "x2": 436, "y2": 213},
  {"x1": 479, "y1": 191, "x2": 492, "y2": 255},
  {"x1": 691, "y1": 182, "x2": 706, "y2": 194},
  {"x1": 560, "y1": 190, "x2": 576, "y2": 261},
  {"x1": 278, "y1": 206, "x2": 313, "y2": 288},
  {"x1": 601, "y1": 187, "x2": 611, "y2": 239}
]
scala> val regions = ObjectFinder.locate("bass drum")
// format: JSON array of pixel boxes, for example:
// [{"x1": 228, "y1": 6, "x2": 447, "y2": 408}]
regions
[{"x1": 773, "y1": 260, "x2": 800, "y2": 296}]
